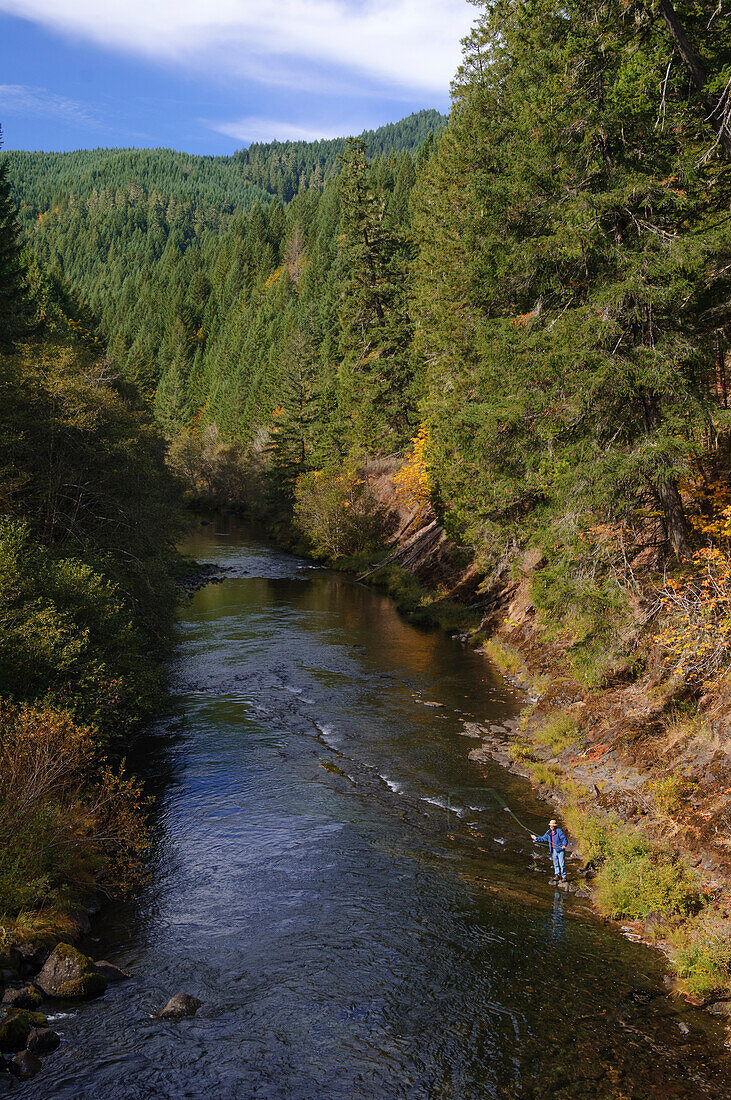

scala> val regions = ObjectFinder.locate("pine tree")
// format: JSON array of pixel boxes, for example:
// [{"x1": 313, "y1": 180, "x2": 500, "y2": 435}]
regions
[
  {"x1": 412, "y1": 0, "x2": 731, "y2": 563},
  {"x1": 0, "y1": 128, "x2": 33, "y2": 351},
  {"x1": 336, "y1": 138, "x2": 412, "y2": 450}
]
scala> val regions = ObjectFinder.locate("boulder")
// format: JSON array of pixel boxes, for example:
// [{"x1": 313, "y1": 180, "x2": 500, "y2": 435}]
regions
[
  {"x1": 1, "y1": 986, "x2": 42, "y2": 1010},
  {"x1": 10, "y1": 1050, "x2": 42, "y2": 1080},
  {"x1": 36, "y1": 944, "x2": 107, "y2": 1000},
  {"x1": 0, "y1": 1009, "x2": 47, "y2": 1052},
  {"x1": 707, "y1": 1001, "x2": 731, "y2": 1017},
  {"x1": 16, "y1": 943, "x2": 50, "y2": 977},
  {"x1": 157, "y1": 993, "x2": 202, "y2": 1019},
  {"x1": 94, "y1": 961, "x2": 132, "y2": 984},
  {"x1": 0, "y1": 948, "x2": 21, "y2": 982},
  {"x1": 26, "y1": 1027, "x2": 61, "y2": 1055}
]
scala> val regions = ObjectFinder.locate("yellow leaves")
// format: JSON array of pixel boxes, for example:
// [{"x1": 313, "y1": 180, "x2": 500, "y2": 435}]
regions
[
  {"x1": 263, "y1": 265, "x2": 283, "y2": 291},
  {"x1": 393, "y1": 422, "x2": 431, "y2": 517}
]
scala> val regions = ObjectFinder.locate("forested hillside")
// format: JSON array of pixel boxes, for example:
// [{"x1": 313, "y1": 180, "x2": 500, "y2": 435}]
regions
[
  {"x1": 4, "y1": 0, "x2": 731, "y2": 1005},
  {"x1": 5, "y1": 1, "x2": 731, "y2": 680},
  {"x1": 0, "y1": 128, "x2": 182, "y2": 925},
  {"x1": 6, "y1": 109, "x2": 443, "y2": 406}
]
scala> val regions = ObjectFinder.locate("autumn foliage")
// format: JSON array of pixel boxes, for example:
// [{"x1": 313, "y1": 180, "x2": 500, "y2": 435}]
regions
[
  {"x1": 393, "y1": 423, "x2": 431, "y2": 519},
  {"x1": 656, "y1": 497, "x2": 731, "y2": 681},
  {"x1": 0, "y1": 702, "x2": 149, "y2": 917}
]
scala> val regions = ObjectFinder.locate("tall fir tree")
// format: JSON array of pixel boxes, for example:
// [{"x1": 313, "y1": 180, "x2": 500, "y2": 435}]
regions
[
  {"x1": 0, "y1": 127, "x2": 33, "y2": 351},
  {"x1": 336, "y1": 138, "x2": 412, "y2": 451}
]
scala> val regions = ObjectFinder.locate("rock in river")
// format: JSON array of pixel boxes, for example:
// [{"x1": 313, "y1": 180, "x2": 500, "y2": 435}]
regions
[
  {"x1": 0, "y1": 1009, "x2": 47, "y2": 1052},
  {"x1": 10, "y1": 1050, "x2": 42, "y2": 1080},
  {"x1": 26, "y1": 1027, "x2": 61, "y2": 1055},
  {"x1": 1, "y1": 985, "x2": 42, "y2": 1010},
  {"x1": 94, "y1": 960, "x2": 132, "y2": 984},
  {"x1": 36, "y1": 944, "x2": 107, "y2": 999},
  {"x1": 157, "y1": 993, "x2": 202, "y2": 1019}
]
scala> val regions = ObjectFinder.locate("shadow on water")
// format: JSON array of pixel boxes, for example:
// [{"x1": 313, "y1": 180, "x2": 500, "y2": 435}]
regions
[{"x1": 21, "y1": 519, "x2": 731, "y2": 1099}]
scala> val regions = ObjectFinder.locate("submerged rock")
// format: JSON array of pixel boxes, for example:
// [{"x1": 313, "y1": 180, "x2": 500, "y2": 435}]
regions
[
  {"x1": 1, "y1": 986, "x2": 42, "y2": 1010},
  {"x1": 0, "y1": 1009, "x2": 47, "y2": 1052},
  {"x1": 157, "y1": 993, "x2": 202, "y2": 1019},
  {"x1": 94, "y1": 960, "x2": 132, "y2": 984},
  {"x1": 26, "y1": 1027, "x2": 61, "y2": 1055},
  {"x1": 10, "y1": 1049, "x2": 42, "y2": 1079},
  {"x1": 36, "y1": 944, "x2": 107, "y2": 999}
]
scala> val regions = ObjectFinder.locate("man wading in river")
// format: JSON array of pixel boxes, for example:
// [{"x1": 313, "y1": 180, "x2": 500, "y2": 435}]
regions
[{"x1": 531, "y1": 819, "x2": 568, "y2": 884}]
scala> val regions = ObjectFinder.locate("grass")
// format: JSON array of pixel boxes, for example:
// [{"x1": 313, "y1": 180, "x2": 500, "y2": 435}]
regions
[
  {"x1": 531, "y1": 709, "x2": 581, "y2": 755},
  {"x1": 668, "y1": 918, "x2": 731, "y2": 999},
  {"x1": 482, "y1": 637, "x2": 526, "y2": 677},
  {"x1": 525, "y1": 760, "x2": 563, "y2": 788},
  {"x1": 648, "y1": 773, "x2": 697, "y2": 814},
  {"x1": 561, "y1": 798, "x2": 702, "y2": 921}
]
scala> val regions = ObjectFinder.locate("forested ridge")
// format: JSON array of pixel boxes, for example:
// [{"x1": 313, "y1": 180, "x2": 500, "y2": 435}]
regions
[{"x1": 3, "y1": 0, "x2": 731, "y2": 959}]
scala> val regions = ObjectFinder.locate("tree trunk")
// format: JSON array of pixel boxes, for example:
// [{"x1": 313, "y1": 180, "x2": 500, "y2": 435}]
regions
[
  {"x1": 657, "y1": 0, "x2": 731, "y2": 159},
  {"x1": 639, "y1": 387, "x2": 691, "y2": 555},
  {"x1": 653, "y1": 474, "x2": 691, "y2": 557}
]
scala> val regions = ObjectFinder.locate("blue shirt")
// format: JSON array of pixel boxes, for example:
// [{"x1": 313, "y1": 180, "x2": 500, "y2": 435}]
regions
[{"x1": 535, "y1": 827, "x2": 567, "y2": 851}]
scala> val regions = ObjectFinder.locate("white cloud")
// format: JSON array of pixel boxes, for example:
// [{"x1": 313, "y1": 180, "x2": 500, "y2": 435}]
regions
[
  {"x1": 0, "y1": 83, "x2": 97, "y2": 125},
  {"x1": 0, "y1": 1, "x2": 474, "y2": 95},
  {"x1": 209, "y1": 116, "x2": 355, "y2": 143}
]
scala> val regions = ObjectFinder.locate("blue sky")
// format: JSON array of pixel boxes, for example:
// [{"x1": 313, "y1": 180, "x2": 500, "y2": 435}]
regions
[{"x1": 0, "y1": 1, "x2": 474, "y2": 153}]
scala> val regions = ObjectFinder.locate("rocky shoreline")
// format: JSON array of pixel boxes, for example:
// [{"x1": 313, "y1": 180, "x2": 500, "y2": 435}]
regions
[{"x1": 0, "y1": 910, "x2": 203, "y2": 1084}]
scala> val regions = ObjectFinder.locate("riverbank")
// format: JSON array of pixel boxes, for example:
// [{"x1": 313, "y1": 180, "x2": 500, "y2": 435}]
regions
[{"x1": 322, "y1": 459, "x2": 731, "y2": 1020}]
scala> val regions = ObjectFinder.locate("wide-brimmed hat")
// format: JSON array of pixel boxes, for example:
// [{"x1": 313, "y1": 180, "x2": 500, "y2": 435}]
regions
[{"x1": 549, "y1": 819, "x2": 558, "y2": 827}]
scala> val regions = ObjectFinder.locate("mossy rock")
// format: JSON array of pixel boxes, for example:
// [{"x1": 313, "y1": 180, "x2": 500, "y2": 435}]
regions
[
  {"x1": 0, "y1": 1009, "x2": 47, "y2": 1052},
  {"x1": 36, "y1": 943, "x2": 107, "y2": 1000}
]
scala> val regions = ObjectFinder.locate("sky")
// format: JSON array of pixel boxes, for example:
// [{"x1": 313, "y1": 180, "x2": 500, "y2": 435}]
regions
[{"x1": 0, "y1": 1, "x2": 474, "y2": 154}]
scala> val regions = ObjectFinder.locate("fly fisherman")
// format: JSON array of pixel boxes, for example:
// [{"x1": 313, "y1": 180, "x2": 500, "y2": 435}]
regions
[{"x1": 531, "y1": 819, "x2": 568, "y2": 883}]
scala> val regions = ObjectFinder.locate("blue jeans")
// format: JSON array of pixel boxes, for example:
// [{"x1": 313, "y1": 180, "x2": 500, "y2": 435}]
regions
[{"x1": 552, "y1": 849, "x2": 566, "y2": 879}]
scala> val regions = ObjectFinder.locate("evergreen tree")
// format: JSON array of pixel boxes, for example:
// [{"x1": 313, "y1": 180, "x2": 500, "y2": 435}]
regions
[
  {"x1": 336, "y1": 138, "x2": 412, "y2": 450},
  {"x1": 0, "y1": 128, "x2": 33, "y2": 351},
  {"x1": 412, "y1": 0, "x2": 731, "y2": 564}
]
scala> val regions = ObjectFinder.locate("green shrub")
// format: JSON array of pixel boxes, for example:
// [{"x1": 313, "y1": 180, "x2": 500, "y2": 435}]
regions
[
  {"x1": 0, "y1": 519, "x2": 157, "y2": 738},
  {"x1": 594, "y1": 838, "x2": 700, "y2": 920},
  {"x1": 508, "y1": 739, "x2": 536, "y2": 763},
  {"x1": 294, "y1": 467, "x2": 387, "y2": 560},
  {"x1": 670, "y1": 929, "x2": 731, "y2": 998}
]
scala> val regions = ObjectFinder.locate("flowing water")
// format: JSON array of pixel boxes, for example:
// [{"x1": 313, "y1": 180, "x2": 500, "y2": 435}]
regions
[{"x1": 24, "y1": 522, "x2": 731, "y2": 1098}]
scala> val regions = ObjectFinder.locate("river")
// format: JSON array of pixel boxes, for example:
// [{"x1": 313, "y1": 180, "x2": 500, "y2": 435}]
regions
[{"x1": 25, "y1": 522, "x2": 731, "y2": 1098}]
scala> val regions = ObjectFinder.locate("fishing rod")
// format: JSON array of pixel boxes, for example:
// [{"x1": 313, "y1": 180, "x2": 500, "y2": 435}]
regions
[{"x1": 446, "y1": 787, "x2": 534, "y2": 834}]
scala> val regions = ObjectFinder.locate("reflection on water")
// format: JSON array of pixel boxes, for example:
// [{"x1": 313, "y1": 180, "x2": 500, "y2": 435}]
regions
[{"x1": 23, "y1": 520, "x2": 731, "y2": 1099}]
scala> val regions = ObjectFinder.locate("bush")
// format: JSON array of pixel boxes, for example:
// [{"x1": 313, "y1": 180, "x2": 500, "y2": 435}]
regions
[
  {"x1": 294, "y1": 467, "x2": 388, "y2": 560},
  {"x1": 649, "y1": 773, "x2": 697, "y2": 814},
  {"x1": 0, "y1": 518, "x2": 157, "y2": 738},
  {"x1": 670, "y1": 929, "x2": 731, "y2": 998},
  {"x1": 0, "y1": 702, "x2": 149, "y2": 919},
  {"x1": 594, "y1": 836, "x2": 700, "y2": 920}
]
